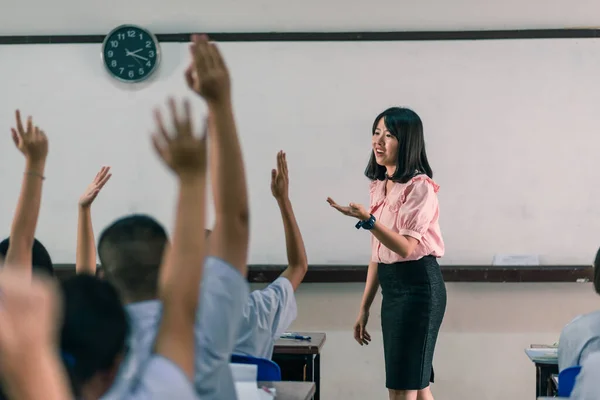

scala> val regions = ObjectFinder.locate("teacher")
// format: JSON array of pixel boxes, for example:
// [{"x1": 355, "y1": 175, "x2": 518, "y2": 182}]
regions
[{"x1": 327, "y1": 107, "x2": 446, "y2": 400}]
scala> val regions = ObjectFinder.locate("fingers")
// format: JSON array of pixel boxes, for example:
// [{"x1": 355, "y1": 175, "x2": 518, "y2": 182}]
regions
[
  {"x1": 153, "y1": 108, "x2": 170, "y2": 144},
  {"x1": 36, "y1": 127, "x2": 47, "y2": 144},
  {"x1": 353, "y1": 326, "x2": 362, "y2": 345},
  {"x1": 271, "y1": 168, "x2": 277, "y2": 182},
  {"x1": 14, "y1": 110, "x2": 24, "y2": 134},
  {"x1": 167, "y1": 97, "x2": 181, "y2": 134},
  {"x1": 190, "y1": 35, "x2": 210, "y2": 76},
  {"x1": 281, "y1": 152, "x2": 288, "y2": 177},
  {"x1": 184, "y1": 63, "x2": 195, "y2": 89},
  {"x1": 326, "y1": 197, "x2": 340, "y2": 209},
  {"x1": 26, "y1": 117, "x2": 33, "y2": 136},
  {"x1": 349, "y1": 202, "x2": 360, "y2": 210},
  {"x1": 10, "y1": 128, "x2": 19, "y2": 147},
  {"x1": 97, "y1": 172, "x2": 112, "y2": 189},
  {"x1": 151, "y1": 134, "x2": 169, "y2": 160},
  {"x1": 363, "y1": 330, "x2": 371, "y2": 341},
  {"x1": 182, "y1": 99, "x2": 193, "y2": 134},
  {"x1": 276, "y1": 151, "x2": 284, "y2": 174}
]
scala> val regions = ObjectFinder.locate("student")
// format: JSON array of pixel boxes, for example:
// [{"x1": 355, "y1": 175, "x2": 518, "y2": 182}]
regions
[
  {"x1": 1, "y1": 110, "x2": 48, "y2": 278},
  {"x1": 94, "y1": 35, "x2": 250, "y2": 400},
  {"x1": 233, "y1": 150, "x2": 308, "y2": 359},
  {"x1": 64, "y1": 97, "x2": 209, "y2": 399},
  {"x1": 0, "y1": 269, "x2": 72, "y2": 400},
  {"x1": 557, "y1": 248, "x2": 600, "y2": 371},
  {"x1": 60, "y1": 274, "x2": 129, "y2": 399},
  {"x1": 81, "y1": 156, "x2": 305, "y2": 363},
  {"x1": 0, "y1": 111, "x2": 53, "y2": 400}
]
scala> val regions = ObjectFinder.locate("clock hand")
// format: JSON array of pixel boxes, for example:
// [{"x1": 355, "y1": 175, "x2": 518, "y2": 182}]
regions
[
  {"x1": 125, "y1": 49, "x2": 143, "y2": 66},
  {"x1": 129, "y1": 48, "x2": 143, "y2": 55},
  {"x1": 130, "y1": 53, "x2": 149, "y2": 61}
]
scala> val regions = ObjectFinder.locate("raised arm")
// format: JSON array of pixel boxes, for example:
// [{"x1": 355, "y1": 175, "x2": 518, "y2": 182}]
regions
[
  {"x1": 0, "y1": 270, "x2": 73, "y2": 400},
  {"x1": 5, "y1": 110, "x2": 48, "y2": 275},
  {"x1": 186, "y1": 34, "x2": 249, "y2": 277},
  {"x1": 271, "y1": 151, "x2": 308, "y2": 290},
  {"x1": 151, "y1": 98, "x2": 208, "y2": 380},
  {"x1": 75, "y1": 167, "x2": 111, "y2": 275}
]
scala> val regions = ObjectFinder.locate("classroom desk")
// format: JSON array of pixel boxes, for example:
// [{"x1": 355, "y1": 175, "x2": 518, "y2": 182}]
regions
[
  {"x1": 259, "y1": 381, "x2": 316, "y2": 400},
  {"x1": 272, "y1": 332, "x2": 326, "y2": 400},
  {"x1": 525, "y1": 346, "x2": 559, "y2": 397}
]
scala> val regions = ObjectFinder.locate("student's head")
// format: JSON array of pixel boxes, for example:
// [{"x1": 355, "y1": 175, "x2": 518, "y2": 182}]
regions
[
  {"x1": 364, "y1": 107, "x2": 433, "y2": 183},
  {"x1": 60, "y1": 274, "x2": 129, "y2": 399},
  {"x1": 593, "y1": 247, "x2": 600, "y2": 295},
  {"x1": 97, "y1": 214, "x2": 168, "y2": 303},
  {"x1": 0, "y1": 237, "x2": 54, "y2": 276}
]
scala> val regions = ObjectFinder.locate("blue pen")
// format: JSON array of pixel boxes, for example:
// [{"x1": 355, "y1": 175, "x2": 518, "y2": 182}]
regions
[{"x1": 281, "y1": 332, "x2": 311, "y2": 341}]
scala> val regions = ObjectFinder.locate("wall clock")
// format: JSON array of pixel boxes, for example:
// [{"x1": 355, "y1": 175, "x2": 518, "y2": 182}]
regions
[{"x1": 102, "y1": 24, "x2": 161, "y2": 83}]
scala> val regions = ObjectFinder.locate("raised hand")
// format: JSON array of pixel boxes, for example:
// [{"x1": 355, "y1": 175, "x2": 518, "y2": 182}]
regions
[
  {"x1": 11, "y1": 110, "x2": 48, "y2": 162},
  {"x1": 271, "y1": 151, "x2": 289, "y2": 200},
  {"x1": 79, "y1": 166, "x2": 112, "y2": 208},
  {"x1": 326, "y1": 198, "x2": 370, "y2": 220},
  {"x1": 152, "y1": 98, "x2": 207, "y2": 178},
  {"x1": 184, "y1": 34, "x2": 231, "y2": 104},
  {"x1": 0, "y1": 270, "x2": 60, "y2": 359}
]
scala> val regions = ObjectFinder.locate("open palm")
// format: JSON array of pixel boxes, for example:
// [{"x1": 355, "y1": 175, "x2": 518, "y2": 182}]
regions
[{"x1": 79, "y1": 166, "x2": 111, "y2": 208}]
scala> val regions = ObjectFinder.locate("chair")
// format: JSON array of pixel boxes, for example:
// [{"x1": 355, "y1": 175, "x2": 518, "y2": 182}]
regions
[
  {"x1": 557, "y1": 365, "x2": 582, "y2": 397},
  {"x1": 231, "y1": 354, "x2": 282, "y2": 381}
]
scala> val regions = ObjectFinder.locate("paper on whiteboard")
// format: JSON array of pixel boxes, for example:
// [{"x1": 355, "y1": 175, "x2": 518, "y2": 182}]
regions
[{"x1": 492, "y1": 254, "x2": 540, "y2": 266}]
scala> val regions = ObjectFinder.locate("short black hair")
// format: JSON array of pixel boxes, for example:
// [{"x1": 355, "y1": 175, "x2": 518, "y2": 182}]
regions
[
  {"x1": 364, "y1": 107, "x2": 433, "y2": 184},
  {"x1": 60, "y1": 274, "x2": 129, "y2": 395},
  {"x1": 0, "y1": 237, "x2": 54, "y2": 276},
  {"x1": 97, "y1": 214, "x2": 168, "y2": 301},
  {"x1": 593, "y1": 247, "x2": 600, "y2": 295}
]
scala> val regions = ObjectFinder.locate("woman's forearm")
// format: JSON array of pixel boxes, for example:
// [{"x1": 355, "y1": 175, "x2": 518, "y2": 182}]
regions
[{"x1": 360, "y1": 261, "x2": 379, "y2": 311}]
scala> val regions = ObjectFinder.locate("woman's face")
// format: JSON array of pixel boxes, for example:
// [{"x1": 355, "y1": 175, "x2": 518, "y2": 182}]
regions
[{"x1": 372, "y1": 118, "x2": 399, "y2": 167}]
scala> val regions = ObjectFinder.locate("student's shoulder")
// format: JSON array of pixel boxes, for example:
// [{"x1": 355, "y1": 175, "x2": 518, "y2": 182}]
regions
[
  {"x1": 564, "y1": 310, "x2": 600, "y2": 331},
  {"x1": 128, "y1": 355, "x2": 199, "y2": 399},
  {"x1": 253, "y1": 276, "x2": 294, "y2": 297},
  {"x1": 247, "y1": 277, "x2": 295, "y2": 309}
]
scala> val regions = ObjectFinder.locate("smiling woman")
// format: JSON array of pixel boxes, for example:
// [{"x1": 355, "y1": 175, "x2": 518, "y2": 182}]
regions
[{"x1": 328, "y1": 107, "x2": 446, "y2": 400}]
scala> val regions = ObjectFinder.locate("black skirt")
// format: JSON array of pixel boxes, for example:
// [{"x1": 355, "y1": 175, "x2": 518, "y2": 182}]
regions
[{"x1": 378, "y1": 256, "x2": 447, "y2": 390}]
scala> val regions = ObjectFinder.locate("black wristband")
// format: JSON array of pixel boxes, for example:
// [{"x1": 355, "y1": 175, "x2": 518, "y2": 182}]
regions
[{"x1": 355, "y1": 214, "x2": 376, "y2": 230}]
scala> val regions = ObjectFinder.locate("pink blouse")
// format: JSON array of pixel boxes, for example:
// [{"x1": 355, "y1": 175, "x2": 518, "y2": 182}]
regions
[{"x1": 370, "y1": 175, "x2": 445, "y2": 264}]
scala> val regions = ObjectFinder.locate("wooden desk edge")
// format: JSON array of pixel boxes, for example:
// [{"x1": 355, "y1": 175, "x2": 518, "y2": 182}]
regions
[{"x1": 273, "y1": 332, "x2": 327, "y2": 355}]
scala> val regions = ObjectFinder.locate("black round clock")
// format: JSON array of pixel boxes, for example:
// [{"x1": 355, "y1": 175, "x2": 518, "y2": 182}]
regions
[{"x1": 102, "y1": 25, "x2": 160, "y2": 83}]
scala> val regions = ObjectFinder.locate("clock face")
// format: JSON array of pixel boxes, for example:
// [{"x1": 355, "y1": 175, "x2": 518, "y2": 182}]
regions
[{"x1": 102, "y1": 25, "x2": 160, "y2": 83}]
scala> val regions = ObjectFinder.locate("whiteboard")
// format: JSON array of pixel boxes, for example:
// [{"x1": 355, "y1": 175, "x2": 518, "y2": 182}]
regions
[{"x1": 1, "y1": 39, "x2": 599, "y2": 265}]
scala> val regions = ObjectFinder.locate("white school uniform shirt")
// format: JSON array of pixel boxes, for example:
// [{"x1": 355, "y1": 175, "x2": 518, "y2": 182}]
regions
[
  {"x1": 558, "y1": 310, "x2": 600, "y2": 371},
  {"x1": 101, "y1": 256, "x2": 249, "y2": 400},
  {"x1": 233, "y1": 276, "x2": 298, "y2": 359},
  {"x1": 570, "y1": 351, "x2": 600, "y2": 399}
]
